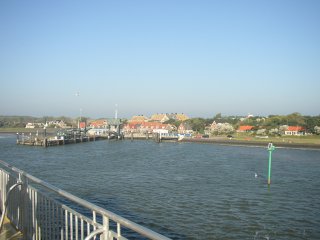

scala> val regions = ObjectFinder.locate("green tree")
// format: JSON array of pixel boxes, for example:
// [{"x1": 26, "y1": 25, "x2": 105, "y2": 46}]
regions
[
  {"x1": 186, "y1": 118, "x2": 207, "y2": 133},
  {"x1": 163, "y1": 119, "x2": 181, "y2": 128}
]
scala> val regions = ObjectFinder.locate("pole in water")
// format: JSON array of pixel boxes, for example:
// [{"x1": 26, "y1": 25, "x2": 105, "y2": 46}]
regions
[{"x1": 267, "y1": 142, "x2": 275, "y2": 185}]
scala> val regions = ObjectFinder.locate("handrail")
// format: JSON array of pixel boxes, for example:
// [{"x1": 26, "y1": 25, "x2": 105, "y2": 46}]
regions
[
  {"x1": 0, "y1": 180, "x2": 23, "y2": 232},
  {"x1": 84, "y1": 227, "x2": 105, "y2": 240},
  {"x1": 0, "y1": 160, "x2": 171, "y2": 240}
]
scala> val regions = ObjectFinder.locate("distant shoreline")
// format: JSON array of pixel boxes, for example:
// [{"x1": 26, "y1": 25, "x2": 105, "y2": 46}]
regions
[
  {"x1": 1, "y1": 128, "x2": 320, "y2": 150},
  {"x1": 180, "y1": 138, "x2": 320, "y2": 150}
]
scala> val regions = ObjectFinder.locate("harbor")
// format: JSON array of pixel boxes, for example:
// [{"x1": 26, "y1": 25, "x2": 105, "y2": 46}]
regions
[{"x1": 1, "y1": 134, "x2": 320, "y2": 239}]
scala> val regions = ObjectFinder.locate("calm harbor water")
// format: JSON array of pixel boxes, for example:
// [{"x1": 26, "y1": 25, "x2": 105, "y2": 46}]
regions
[{"x1": 1, "y1": 133, "x2": 320, "y2": 239}]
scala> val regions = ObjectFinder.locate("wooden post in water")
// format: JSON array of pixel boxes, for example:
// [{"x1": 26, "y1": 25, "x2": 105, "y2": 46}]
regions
[
  {"x1": 43, "y1": 138, "x2": 47, "y2": 148},
  {"x1": 267, "y1": 142, "x2": 275, "y2": 185}
]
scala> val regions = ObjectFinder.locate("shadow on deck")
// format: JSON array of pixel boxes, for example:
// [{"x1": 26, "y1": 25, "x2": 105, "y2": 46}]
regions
[{"x1": 0, "y1": 216, "x2": 22, "y2": 240}]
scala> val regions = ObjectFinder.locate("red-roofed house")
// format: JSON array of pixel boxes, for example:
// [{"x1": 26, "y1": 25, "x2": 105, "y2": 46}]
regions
[
  {"x1": 123, "y1": 122, "x2": 142, "y2": 133},
  {"x1": 123, "y1": 122, "x2": 174, "y2": 134},
  {"x1": 89, "y1": 120, "x2": 108, "y2": 128},
  {"x1": 237, "y1": 125, "x2": 254, "y2": 132},
  {"x1": 285, "y1": 126, "x2": 305, "y2": 136}
]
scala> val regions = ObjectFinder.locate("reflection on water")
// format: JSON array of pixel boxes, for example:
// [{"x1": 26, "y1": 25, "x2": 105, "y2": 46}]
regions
[{"x1": 1, "y1": 134, "x2": 320, "y2": 239}]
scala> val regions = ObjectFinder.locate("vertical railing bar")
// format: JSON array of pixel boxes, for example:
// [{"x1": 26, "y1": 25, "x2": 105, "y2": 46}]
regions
[
  {"x1": 31, "y1": 188, "x2": 35, "y2": 240},
  {"x1": 54, "y1": 201, "x2": 58, "y2": 240},
  {"x1": 0, "y1": 171, "x2": 3, "y2": 211},
  {"x1": 60, "y1": 206, "x2": 64, "y2": 240},
  {"x1": 87, "y1": 220, "x2": 90, "y2": 237},
  {"x1": 44, "y1": 196, "x2": 48, "y2": 240},
  {"x1": 49, "y1": 199, "x2": 52, "y2": 240},
  {"x1": 35, "y1": 190, "x2": 38, "y2": 240},
  {"x1": 38, "y1": 194, "x2": 41, "y2": 240},
  {"x1": 70, "y1": 212, "x2": 73, "y2": 240},
  {"x1": 92, "y1": 211, "x2": 96, "y2": 240},
  {"x1": 27, "y1": 186, "x2": 31, "y2": 239},
  {"x1": 6, "y1": 176, "x2": 11, "y2": 219},
  {"x1": 117, "y1": 222, "x2": 121, "y2": 238},
  {"x1": 81, "y1": 218, "x2": 84, "y2": 240},
  {"x1": 75, "y1": 215, "x2": 79, "y2": 240},
  {"x1": 38, "y1": 193, "x2": 42, "y2": 240},
  {"x1": 65, "y1": 209, "x2": 69, "y2": 240},
  {"x1": 17, "y1": 178, "x2": 21, "y2": 230},
  {"x1": 102, "y1": 216, "x2": 109, "y2": 240},
  {"x1": 53, "y1": 200, "x2": 57, "y2": 240}
]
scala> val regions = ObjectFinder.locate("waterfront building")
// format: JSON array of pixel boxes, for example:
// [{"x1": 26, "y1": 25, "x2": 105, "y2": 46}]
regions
[
  {"x1": 150, "y1": 113, "x2": 189, "y2": 123},
  {"x1": 123, "y1": 122, "x2": 175, "y2": 134},
  {"x1": 284, "y1": 126, "x2": 306, "y2": 136},
  {"x1": 89, "y1": 119, "x2": 108, "y2": 128},
  {"x1": 150, "y1": 114, "x2": 170, "y2": 123},
  {"x1": 237, "y1": 125, "x2": 255, "y2": 132},
  {"x1": 128, "y1": 115, "x2": 149, "y2": 123},
  {"x1": 178, "y1": 122, "x2": 193, "y2": 134}
]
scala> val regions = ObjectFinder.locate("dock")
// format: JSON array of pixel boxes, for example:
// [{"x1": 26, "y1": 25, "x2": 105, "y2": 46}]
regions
[
  {"x1": 16, "y1": 135, "x2": 108, "y2": 147},
  {"x1": 15, "y1": 128, "x2": 112, "y2": 147}
]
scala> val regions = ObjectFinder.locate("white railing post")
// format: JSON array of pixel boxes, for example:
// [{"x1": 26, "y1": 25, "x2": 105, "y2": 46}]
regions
[{"x1": 102, "y1": 216, "x2": 109, "y2": 240}]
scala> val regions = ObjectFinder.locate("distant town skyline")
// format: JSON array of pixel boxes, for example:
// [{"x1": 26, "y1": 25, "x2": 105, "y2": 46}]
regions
[{"x1": 1, "y1": 1, "x2": 320, "y2": 118}]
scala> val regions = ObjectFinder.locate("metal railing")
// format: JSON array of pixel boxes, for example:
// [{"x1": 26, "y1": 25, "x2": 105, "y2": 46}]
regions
[{"x1": 0, "y1": 160, "x2": 171, "y2": 240}]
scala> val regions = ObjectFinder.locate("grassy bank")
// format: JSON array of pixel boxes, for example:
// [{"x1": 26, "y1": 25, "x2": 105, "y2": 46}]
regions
[
  {"x1": 233, "y1": 133, "x2": 320, "y2": 145},
  {"x1": 0, "y1": 128, "x2": 57, "y2": 134},
  {"x1": 182, "y1": 134, "x2": 320, "y2": 149}
]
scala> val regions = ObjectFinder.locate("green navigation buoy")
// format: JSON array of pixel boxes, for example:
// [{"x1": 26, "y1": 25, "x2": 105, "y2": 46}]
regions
[{"x1": 267, "y1": 142, "x2": 275, "y2": 185}]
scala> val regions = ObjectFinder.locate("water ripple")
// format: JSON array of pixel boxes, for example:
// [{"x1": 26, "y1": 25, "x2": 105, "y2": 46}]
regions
[{"x1": 1, "y1": 137, "x2": 320, "y2": 239}]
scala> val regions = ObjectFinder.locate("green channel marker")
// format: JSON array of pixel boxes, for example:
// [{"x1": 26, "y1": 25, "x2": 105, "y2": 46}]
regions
[{"x1": 267, "y1": 142, "x2": 275, "y2": 185}]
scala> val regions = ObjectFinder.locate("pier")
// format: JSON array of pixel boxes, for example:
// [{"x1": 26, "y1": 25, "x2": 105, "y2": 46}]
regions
[{"x1": 16, "y1": 133, "x2": 108, "y2": 147}]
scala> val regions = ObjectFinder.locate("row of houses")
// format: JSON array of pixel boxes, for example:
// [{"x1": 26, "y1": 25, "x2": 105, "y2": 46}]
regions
[
  {"x1": 123, "y1": 121, "x2": 193, "y2": 134},
  {"x1": 25, "y1": 120, "x2": 71, "y2": 129},
  {"x1": 237, "y1": 125, "x2": 306, "y2": 136},
  {"x1": 129, "y1": 113, "x2": 189, "y2": 123}
]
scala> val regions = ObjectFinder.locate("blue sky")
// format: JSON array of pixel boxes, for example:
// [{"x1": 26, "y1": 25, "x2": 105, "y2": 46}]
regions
[{"x1": 1, "y1": 0, "x2": 319, "y2": 118}]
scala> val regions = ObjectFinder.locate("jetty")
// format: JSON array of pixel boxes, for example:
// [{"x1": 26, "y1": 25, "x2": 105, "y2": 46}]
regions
[{"x1": 16, "y1": 129, "x2": 110, "y2": 147}]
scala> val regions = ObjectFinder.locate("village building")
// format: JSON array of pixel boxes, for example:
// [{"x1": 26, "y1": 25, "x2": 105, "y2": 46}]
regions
[
  {"x1": 175, "y1": 113, "x2": 189, "y2": 122},
  {"x1": 123, "y1": 122, "x2": 175, "y2": 134},
  {"x1": 284, "y1": 126, "x2": 305, "y2": 136},
  {"x1": 128, "y1": 115, "x2": 149, "y2": 123},
  {"x1": 178, "y1": 122, "x2": 193, "y2": 134},
  {"x1": 237, "y1": 125, "x2": 255, "y2": 132},
  {"x1": 150, "y1": 114, "x2": 170, "y2": 123},
  {"x1": 150, "y1": 113, "x2": 189, "y2": 123},
  {"x1": 123, "y1": 122, "x2": 142, "y2": 133},
  {"x1": 89, "y1": 119, "x2": 108, "y2": 128},
  {"x1": 44, "y1": 120, "x2": 70, "y2": 128},
  {"x1": 25, "y1": 123, "x2": 45, "y2": 128}
]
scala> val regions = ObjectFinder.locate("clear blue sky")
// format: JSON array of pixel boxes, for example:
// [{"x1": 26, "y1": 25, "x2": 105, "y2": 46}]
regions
[{"x1": 1, "y1": 0, "x2": 319, "y2": 118}]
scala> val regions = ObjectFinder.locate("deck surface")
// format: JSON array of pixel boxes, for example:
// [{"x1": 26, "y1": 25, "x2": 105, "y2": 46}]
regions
[{"x1": 0, "y1": 216, "x2": 23, "y2": 240}]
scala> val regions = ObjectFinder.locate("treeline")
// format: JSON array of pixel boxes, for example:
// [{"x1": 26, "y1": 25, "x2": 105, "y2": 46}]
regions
[
  {"x1": 0, "y1": 116, "x2": 76, "y2": 128},
  {"x1": 1, "y1": 113, "x2": 320, "y2": 134},
  {"x1": 164, "y1": 113, "x2": 320, "y2": 134}
]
